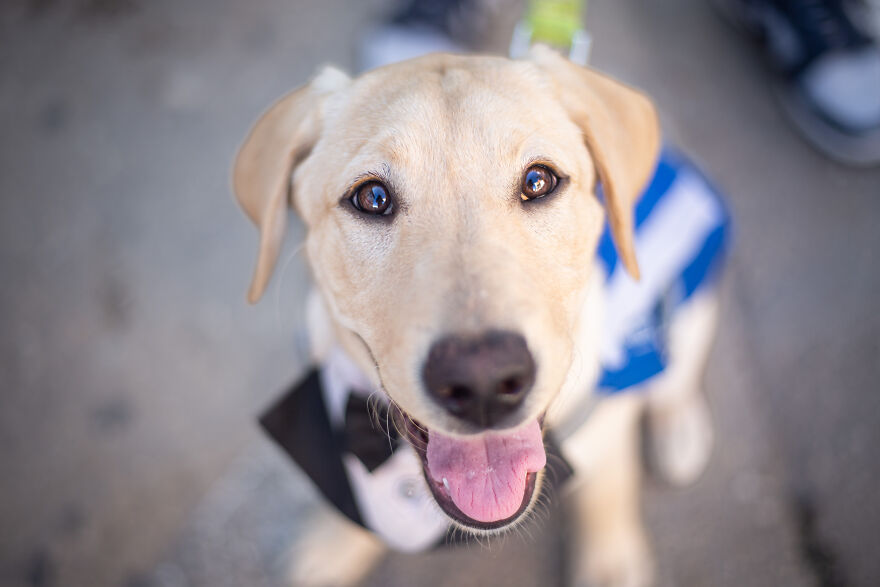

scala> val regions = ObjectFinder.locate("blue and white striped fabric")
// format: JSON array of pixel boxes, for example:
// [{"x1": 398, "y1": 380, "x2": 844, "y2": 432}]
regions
[{"x1": 596, "y1": 148, "x2": 731, "y2": 393}]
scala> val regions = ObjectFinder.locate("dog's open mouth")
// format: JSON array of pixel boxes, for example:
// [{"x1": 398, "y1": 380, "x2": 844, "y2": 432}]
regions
[{"x1": 392, "y1": 407, "x2": 546, "y2": 531}]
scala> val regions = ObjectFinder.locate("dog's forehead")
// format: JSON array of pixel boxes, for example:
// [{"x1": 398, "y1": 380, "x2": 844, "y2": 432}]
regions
[
  {"x1": 322, "y1": 55, "x2": 582, "y2": 171},
  {"x1": 354, "y1": 54, "x2": 552, "y2": 108}
]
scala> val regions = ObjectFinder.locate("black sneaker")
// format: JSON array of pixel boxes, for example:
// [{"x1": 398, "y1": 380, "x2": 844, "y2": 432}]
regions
[{"x1": 716, "y1": 0, "x2": 880, "y2": 165}]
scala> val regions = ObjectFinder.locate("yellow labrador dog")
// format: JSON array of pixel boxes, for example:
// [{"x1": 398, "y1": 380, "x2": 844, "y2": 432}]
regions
[{"x1": 234, "y1": 46, "x2": 720, "y2": 587}]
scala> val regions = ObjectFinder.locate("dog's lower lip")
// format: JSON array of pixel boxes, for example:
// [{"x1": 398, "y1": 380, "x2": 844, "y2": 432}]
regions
[{"x1": 395, "y1": 408, "x2": 541, "y2": 530}]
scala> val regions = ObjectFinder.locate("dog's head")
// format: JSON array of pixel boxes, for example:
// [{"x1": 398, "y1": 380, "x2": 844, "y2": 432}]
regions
[{"x1": 234, "y1": 48, "x2": 659, "y2": 532}]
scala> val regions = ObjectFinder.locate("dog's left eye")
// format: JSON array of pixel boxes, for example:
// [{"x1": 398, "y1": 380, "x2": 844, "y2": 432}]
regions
[
  {"x1": 350, "y1": 181, "x2": 394, "y2": 216},
  {"x1": 521, "y1": 165, "x2": 558, "y2": 201}
]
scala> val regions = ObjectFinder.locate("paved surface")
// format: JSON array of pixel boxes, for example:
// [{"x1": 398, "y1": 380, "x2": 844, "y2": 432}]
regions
[{"x1": 1, "y1": 0, "x2": 878, "y2": 586}]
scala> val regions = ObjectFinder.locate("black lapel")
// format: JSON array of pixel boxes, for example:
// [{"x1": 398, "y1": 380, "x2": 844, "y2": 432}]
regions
[{"x1": 259, "y1": 369, "x2": 364, "y2": 527}]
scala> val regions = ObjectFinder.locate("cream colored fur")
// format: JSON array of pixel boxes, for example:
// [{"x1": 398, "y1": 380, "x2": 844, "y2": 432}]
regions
[{"x1": 233, "y1": 48, "x2": 718, "y2": 587}]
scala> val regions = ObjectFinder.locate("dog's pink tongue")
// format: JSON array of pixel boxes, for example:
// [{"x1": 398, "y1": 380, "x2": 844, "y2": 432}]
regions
[{"x1": 426, "y1": 420, "x2": 546, "y2": 523}]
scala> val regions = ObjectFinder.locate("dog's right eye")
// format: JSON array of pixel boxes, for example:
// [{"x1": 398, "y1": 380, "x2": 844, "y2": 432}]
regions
[
  {"x1": 521, "y1": 165, "x2": 559, "y2": 201},
  {"x1": 350, "y1": 181, "x2": 394, "y2": 216}
]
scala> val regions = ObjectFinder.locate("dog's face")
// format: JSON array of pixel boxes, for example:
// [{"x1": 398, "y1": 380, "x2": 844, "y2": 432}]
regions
[{"x1": 235, "y1": 49, "x2": 659, "y2": 532}]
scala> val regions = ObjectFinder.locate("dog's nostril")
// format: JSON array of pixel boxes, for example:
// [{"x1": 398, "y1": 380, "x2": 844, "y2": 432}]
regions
[
  {"x1": 435, "y1": 385, "x2": 471, "y2": 399},
  {"x1": 449, "y1": 385, "x2": 471, "y2": 401},
  {"x1": 422, "y1": 330, "x2": 535, "y2": 428},
  {"x1": 436, "y1": 385, "x2": 474, "y2": 412},
  {"x1": 498, "y1": 375, "x2": 526, "y2": 397}
]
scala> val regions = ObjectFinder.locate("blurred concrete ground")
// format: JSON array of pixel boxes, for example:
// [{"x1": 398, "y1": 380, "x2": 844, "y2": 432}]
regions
[{"x1": 0, "y1": 0, "x2": 878, "y2": 586}]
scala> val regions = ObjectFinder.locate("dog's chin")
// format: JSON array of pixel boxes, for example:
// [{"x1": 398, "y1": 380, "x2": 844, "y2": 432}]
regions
[{"x1": 392, "y1": 407, "x2": 545, "y2": 534}]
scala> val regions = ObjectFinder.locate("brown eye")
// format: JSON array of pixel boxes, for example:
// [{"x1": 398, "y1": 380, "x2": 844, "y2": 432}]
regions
[
  {"x1": 521, "y1": 165, "x2": 558, "y2": 201},
  {"x1": 351, "y1": 181, "x2": 393, "y2": 215}
]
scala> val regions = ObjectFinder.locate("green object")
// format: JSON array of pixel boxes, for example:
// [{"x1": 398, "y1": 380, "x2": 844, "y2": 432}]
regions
[{"x1": 525, "y1": 0, "x2": 586, "y2": 48}]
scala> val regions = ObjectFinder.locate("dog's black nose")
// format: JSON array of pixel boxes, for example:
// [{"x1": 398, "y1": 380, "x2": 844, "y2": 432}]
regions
[{"x1": 422, "y1": 331, "x2": 535, "y2": 428}]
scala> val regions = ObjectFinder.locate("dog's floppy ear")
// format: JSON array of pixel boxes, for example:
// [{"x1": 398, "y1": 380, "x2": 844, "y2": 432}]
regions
[
  {"x1": 529, "y1": 46, "x2": 660, "y2": 280},
  {"x1": 233, "y1": 66, "x2": 350, "y2": 303}
]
